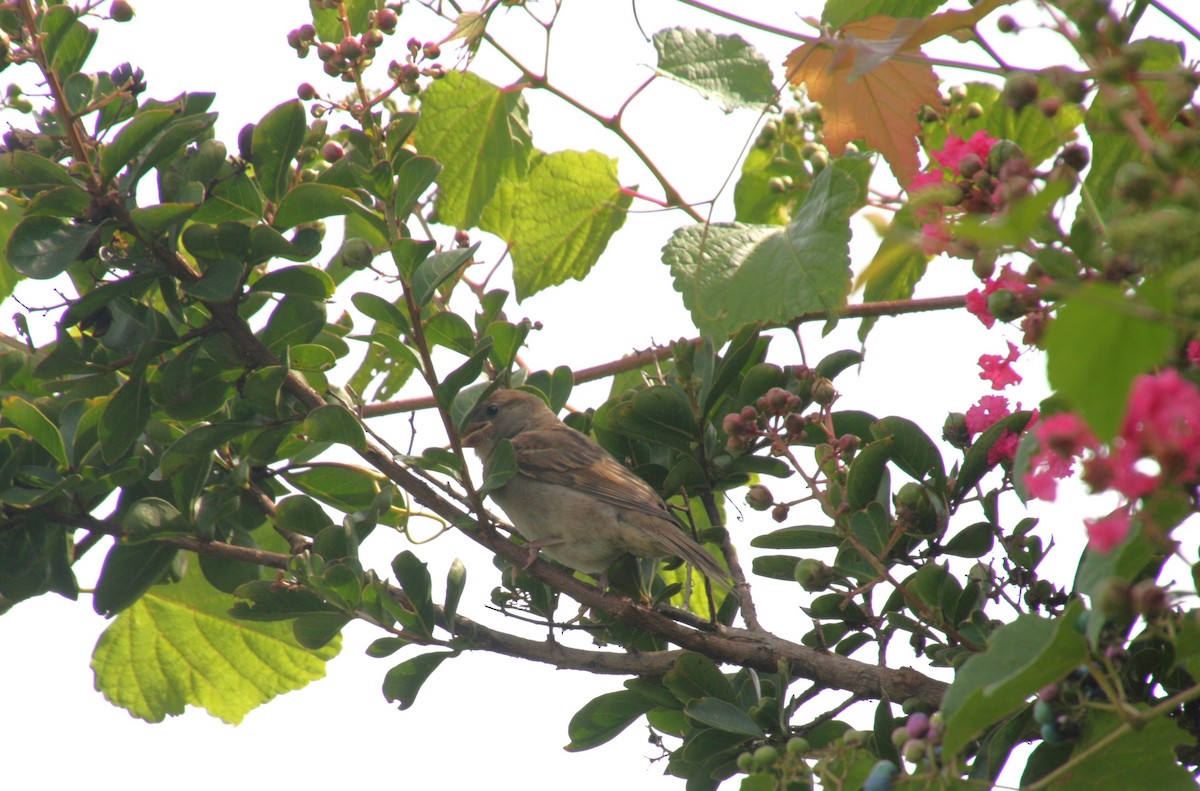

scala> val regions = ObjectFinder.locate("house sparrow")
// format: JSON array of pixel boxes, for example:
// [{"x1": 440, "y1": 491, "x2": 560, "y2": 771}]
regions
[{"x1": 462, "y1": 389, "x2": 729, "y2": 588}]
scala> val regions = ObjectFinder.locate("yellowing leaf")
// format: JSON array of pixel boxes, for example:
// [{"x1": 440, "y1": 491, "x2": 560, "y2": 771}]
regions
[
  {"x1": 91, "y1": 560, "x2": 339, "y2": 723},
  {"x1": 784, "y1": 16, "x2": 941, "y2": 187}
]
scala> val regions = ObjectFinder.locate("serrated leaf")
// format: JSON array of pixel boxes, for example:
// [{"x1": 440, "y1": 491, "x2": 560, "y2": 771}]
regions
[
  {"x1": 92, "y1": 562, "x2": 339, "y2": 723},
  {"x1": 414, "y1": 70, "x2": 532, "y2": 228},
  {"x1": 482, "y1": 150, "x2": 631, "y2": 301},
  {"x1": 653, "y1": 27, "x2": 776, "y2": 110},
  {"x1": 784, "y1": 16, "x2": 941, "y2": 186},
  {"x1": 663, "y1": 157, "x2": 867, "y2": 338}
]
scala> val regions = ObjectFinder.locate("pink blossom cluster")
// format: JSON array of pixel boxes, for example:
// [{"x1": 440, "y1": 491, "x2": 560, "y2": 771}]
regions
[
  {"x1": 964, "y1": 394, "x2": 1031, "y2": 465},
  {"x1": 1024, "y1": 368, "x2": 1200, "y2": 551},
  {"x1": 911, "y1": 131, "x2": 998, "y2": 256}
]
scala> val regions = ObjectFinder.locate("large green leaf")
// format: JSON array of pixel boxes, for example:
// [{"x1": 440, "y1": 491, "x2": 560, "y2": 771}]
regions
[
  {"x1": 941, "y1": 601, "x2": 1087, "y2": 758},
  {"x1": 6, "y1": 215, "x2": 100, "y2": 279},
  {"x1": 663, "y1": 157, "x2": 869, "y2": 338},
  {"x1": 92, "y1": 561, "x2": 339, "y2": 723},
  {"x1": 1045, "y1": 282, "x2": 1173, "y2": 439},
  {"x1": 100, "y1": 108, "x2": 177, "y2": 183},
  {"x1": 653, "y1": 27, "x2": 776, "y2": 110},
  {"x1": 482, "y1": 150, "x2": 631, "y2": 301},
  {"x1": 1052, "y1": 711, "x2": 1198, "y2": 791},
  {"x1": 414, "y1": 70, "x2": 532, "y2": 229}
]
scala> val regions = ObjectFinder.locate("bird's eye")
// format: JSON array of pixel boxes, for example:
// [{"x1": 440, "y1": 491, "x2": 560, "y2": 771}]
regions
[{"x1": 485, "y1": 404, "x2": 500, "y2": 417}]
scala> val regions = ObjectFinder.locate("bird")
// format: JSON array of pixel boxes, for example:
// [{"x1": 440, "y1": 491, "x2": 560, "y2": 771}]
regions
[{"x1": 461, "y1": 388, "x2": 729, "y2": 589}]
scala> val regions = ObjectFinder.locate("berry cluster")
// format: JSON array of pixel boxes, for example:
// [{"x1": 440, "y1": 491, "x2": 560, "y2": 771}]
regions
[{"x1": 888, "y1": 708, "x2": 945, "y2": 772}]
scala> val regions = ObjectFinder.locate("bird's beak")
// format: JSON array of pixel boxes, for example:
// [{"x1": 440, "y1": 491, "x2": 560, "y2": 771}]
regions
[{"x1": 461, "y1": 420, "x2": 490, "y2": 448}]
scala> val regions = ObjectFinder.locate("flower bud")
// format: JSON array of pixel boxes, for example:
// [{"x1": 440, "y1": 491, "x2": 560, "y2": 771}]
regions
[{"x1": 745, "y1": 484, "x2": 774, "y2": 511}]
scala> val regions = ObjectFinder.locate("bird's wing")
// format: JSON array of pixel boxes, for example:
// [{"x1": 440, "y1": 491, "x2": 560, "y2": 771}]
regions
[{"x1": 510, "y1": 428, "x2": 673, "y2": 521}]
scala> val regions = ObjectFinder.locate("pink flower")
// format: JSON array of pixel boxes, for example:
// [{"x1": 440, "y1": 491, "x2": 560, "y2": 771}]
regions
[
  {"x1": 1122, "y1": 369, "x2": 1200, "y2": 484},
  {"x1": 921, "y1": 221, "x2": 952, "y2": 255},
  {"x1": 979, "y1": 341, "x2": 1022, "y2": 390},
  {"x1": 1023, "y1": 412, "x2": 1092, "y2": 502},
  {"x1": 1037, "y1": 412, "x2": 1097, "y2": 457},
  {"x1": 910, "y1": 169, "x2": 946, "y2": 192},
  {"x1": 965, "y1": 395, "x2": 1011, "y2": 435},
  {"x1": 1085, "y1": 508, "x2": 1131, "y2": 553},
  {"x1": 965, "y1": 288, "x2": 996, "y2": 329},
  {"x1": 933, "y1": 131, "x2": 998, "y2": 173},
  {"x1": 1188, "y1": 340, "x2": 1200, "y2": 367},
  {"x1": 988, "y1": 430, "x2": 1020, "y2": 465}
]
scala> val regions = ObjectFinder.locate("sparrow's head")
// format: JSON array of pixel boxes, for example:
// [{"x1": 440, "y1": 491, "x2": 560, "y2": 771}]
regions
[{"x1": 462, "y1": 389, "x2": 556, "y2": 450}]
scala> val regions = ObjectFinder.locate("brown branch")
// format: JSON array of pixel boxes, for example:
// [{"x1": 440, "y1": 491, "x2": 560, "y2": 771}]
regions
[
  {"x1": 79, "y1": 508, "x2": 947, "y2": 704},
  {"x1": 363, "y1": 294, "x2": 968, "y2": 418}
]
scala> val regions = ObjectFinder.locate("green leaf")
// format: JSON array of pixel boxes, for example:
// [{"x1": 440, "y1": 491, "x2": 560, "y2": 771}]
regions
[
  {"x1": 92, "y1": 542, "x2": 181, "y2": 617},
  {"x1": 121, "y1": 497, "x2": 190, "y2": 543},
  {"x1": 0, "y1": 150, "x2": 79, "y2": 193},
  {"x1": 444, "y1": 558, "x2": 466, "y2": 627},
  {"x1": 664, "y1": 157, "x2": 869, "y2": 338},
  {"x1": 389, "y1": 237, "x2": 436, "y2": 280},
  {"x1": 92, "y1": 562, "x2": 339, "y2": 723},
  {"x1": 251, "y1": 265, "x2": 335, "y2": 299},
  {"x1": 7, "y1": 215, "x2": 100, "y2": 279},
  {"x1": 281, "y1": 464, "x2": 381, "y2": 513},
  {"x1": 382, "y1": 651, "x2": 457, "y2": 710},
  {"x1": 484, "y1": 150, "x2": 632, "y2": 301},
  {"x1": 252, "y1": 100, "x2": 307, "y2": 203},
  {"x1": 300, "y1": 404, "x2": 366, "y2": 450},
  {"x1": 100, "y1": 108, "x2": 178, "y2": 183},
  {"x1": 942, "y1": 522, "x2": 996, "y2": 558},
  {"x1": 479, "y1": 438, "x2": 517, "y2": 496},
  {"x1": 411, "y1": 243, "x2": 478, "y2": 306},
  {"x1": 566, "y1": 689, "x2": 653, "y2": 751},
  {"x1": 822, "y1": 0, "x2": 944, "y2": 28},
  {"x1": 653, "y1": 27, "x2": 776, "y2": 110},
  {"x1": 394, "y1": 155, "x2": 442, "y2": 219},
  {"x1": 129, "y1": 203, "x2": 199, "y2": 233},
  {"x1": 274, "y1": 495, "x2": 334, "y2": 537},
  {"x1": 1, "y1": 396, "x2": 69, "y2": 467},
  {"x1": 952, "y1": 411, "x2": 1034, "y2": 502},
  {"x1": 1083, "y1": 39, "x2": 1183, "y2": 220},
  {"x1": 160, "y1": 422, "x2": 260, "y2": 478},
  {"x1": 415, "y1": 70, "x2": 532, "y2": 228},
  {"x1": 751, "y1": 525, "x2": 841, "y2": 549},
  {"x1": 260, "y1": 296, "x2": 326, "y2": 354},
  {"x1": 100, "y1": 372, "x2": 151, "y2": 463},
  {"x1": 1045, "y1": 282, "x2": 1173, "y2": 440},
  {"x1": 292, "y1": 613, "x2": 352, "y2": 649},
  {"x1": 391, "y1": 550, "x2": 436, "y2": 636},
  {"x1": 352, "y1": 291, "x2": 411, "y2": 331},
  {"x1": 605, "y1": 386, "x2": 699, "y2": 453},
  {"x1": 663, "y1": 652, "x2": 736, "y2": 704},
  {"x1": 871, "y1": 416, "x2": 945, "y2": 489},
  {"x1": 684, "y1": 697, "x2": 765, "y2": 738},
  {"x1": 272, "y1": 182, "x2": 357, "y2": 229},
  {"x1": 1053, "y1": 710, "x2": 1197, "y2": 791},
  {"x1": 845, "y1": 438, "x2": 892, "y2": 509},
  {"x1": 941, "y1": 600, "x2": 1087, "y2": 758}
]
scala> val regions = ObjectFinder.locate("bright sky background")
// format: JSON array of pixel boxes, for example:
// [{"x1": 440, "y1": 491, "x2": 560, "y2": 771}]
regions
[{"x1": 3, "y1": 1, "x2": 1197, "y2": 789}]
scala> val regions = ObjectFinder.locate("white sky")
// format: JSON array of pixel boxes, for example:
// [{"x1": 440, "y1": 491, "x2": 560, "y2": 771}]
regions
[{"x1": 3, "y1": 1, "x2": 1198, "y2": 789}]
